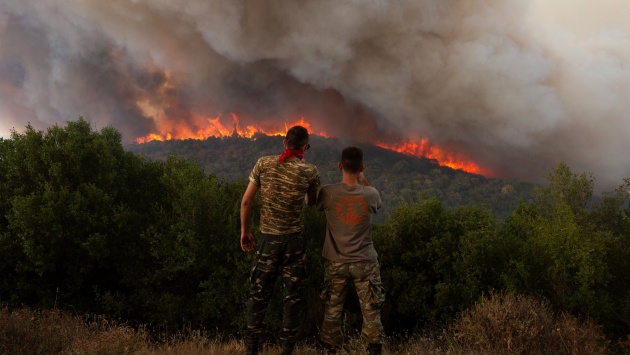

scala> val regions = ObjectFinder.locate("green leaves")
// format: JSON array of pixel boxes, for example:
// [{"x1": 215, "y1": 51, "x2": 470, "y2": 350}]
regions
[
  {"x1": 375, "y1": 200, "x2": 503, "y2": 327},
  {"x1": 0, "y1": 119, "x2": 251, "y2": 330},
  {"x1": 500, "y1": 163, "x2": 628, "y2": 336}
]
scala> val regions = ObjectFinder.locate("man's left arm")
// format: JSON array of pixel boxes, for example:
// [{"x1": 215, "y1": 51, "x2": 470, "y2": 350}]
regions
[
  {"x1": 305, "y1": 190, "x2": 316, "y2": 206},
  {"x1": 305, "y1": 169, "x2": 321, "y2": 206}
]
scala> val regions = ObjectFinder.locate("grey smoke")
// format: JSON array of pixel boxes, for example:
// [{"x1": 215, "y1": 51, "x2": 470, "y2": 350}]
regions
[{"x1": 0, "y1": 0, "x2": 628, "y2": 190}]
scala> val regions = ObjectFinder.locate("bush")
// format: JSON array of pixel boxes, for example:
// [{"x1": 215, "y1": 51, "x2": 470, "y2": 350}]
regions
[{"x1": 446, "y1": 292, "x2": 608, "y2": 355}]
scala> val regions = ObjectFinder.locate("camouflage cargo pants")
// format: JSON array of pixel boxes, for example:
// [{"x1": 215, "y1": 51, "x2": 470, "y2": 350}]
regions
[
  {"x1": 320, "y1": 260, "x2": 385, "y2": 347},
  {"x1": 245, "y1": 233, "x2": 308, "y2": 348}
]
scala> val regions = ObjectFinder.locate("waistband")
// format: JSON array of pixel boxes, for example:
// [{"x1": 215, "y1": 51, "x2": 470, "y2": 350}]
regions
[{"x1": 260, "y1": 232, "x2": 303, "y2": 242}]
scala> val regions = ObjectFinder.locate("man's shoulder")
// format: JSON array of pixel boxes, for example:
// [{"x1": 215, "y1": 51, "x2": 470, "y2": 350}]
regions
[
  {"x1": 298, "y1": 160, "x2": 319, "y2": 171},
  {"x1": 254, "y1": 155, "x2": 279, "y2": 168},
  {"x1": 295, "y1": 161, "x2": 319, "y2": 180},
  {"x1": 258, "y1": 155, "x2": 278, "y2": 163},
  {"x1": 364, "y1": 185, "x2": 380, "y2": 198},
  {"x1": 364, "y1": 185, "x2": 379, "y2": 193},
  {"x1": 320, "y1": 183, "x2": 342, "y2": 190}
]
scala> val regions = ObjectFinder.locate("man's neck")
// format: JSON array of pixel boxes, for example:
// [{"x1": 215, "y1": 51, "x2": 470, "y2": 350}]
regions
[{"x1": 341, "y1": 172, "x2": 359, "y2": 186}]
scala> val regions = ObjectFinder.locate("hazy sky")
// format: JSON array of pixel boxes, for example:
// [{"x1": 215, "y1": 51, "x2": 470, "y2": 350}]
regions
[{"x1": 0, "y1": 1, "x2": 628, "y2": 190}]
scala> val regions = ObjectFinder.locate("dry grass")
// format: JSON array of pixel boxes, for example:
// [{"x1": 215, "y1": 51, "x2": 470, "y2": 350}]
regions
[
  {"x1": 0, "y1": 307, "x2": 147, "y2": 354},
  {"x1": 1, "y1": 294, "x2": 628, "y2": 355}
]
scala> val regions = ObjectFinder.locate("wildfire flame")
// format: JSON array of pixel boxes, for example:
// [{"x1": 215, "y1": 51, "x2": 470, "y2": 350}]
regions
[
  {"x1": 375, "y1": 140, "x2": 487, "y2": 175},
  {"x1": 135, "y1": 114, "x2": 328, "y2": 143},
  {"x1": 136, "y1": 114, "x2": 486, "y2": 175}
]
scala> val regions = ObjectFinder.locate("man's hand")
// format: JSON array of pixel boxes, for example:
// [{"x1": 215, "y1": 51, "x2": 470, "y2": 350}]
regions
[{"x1": 240, "y1": 232, "x2": 256, "y2": 253}]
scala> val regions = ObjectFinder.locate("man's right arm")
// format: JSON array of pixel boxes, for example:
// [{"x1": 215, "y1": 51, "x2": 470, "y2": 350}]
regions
[
  {"x1": 358, "y1": 172, "x2": 370, "y2": 186},
  {"x1": 240, "y1": 182, "x2": 259, "y2": 252},
  {"x1": 359, "y1": 172, "x2": 382, "y2": 210}
]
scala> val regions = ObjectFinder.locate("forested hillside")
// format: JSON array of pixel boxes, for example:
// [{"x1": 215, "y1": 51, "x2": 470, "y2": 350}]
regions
[{"x1": 127, "y1": 134, "x2": 537, "y2": 221}]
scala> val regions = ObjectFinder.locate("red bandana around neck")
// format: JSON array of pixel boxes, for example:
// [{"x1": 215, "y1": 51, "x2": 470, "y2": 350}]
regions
[{"x1": 279, "y1": 149, "x2": 304, "y2": 163}]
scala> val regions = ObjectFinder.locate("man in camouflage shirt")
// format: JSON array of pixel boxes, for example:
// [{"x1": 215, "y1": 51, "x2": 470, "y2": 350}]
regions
[
  {"x1": 316, "y1": 147, "x2": 385, "y2": 355},
  {"x1": 240, "y1": 125, "x2": 320, "y2": 355}
]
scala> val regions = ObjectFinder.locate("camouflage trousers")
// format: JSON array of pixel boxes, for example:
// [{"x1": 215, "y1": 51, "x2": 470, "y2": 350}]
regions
[
  {"x1": 245, "y1": 233, "x2": 308, "y2": 348},
  {"x1": 320, "y1": 260, "x2": 385, "y2": 347}
]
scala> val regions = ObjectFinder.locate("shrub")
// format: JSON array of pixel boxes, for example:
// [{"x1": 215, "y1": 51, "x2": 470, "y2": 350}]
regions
[{"x1": 446, "y1": 292, "x2": 608, "y2": 355}]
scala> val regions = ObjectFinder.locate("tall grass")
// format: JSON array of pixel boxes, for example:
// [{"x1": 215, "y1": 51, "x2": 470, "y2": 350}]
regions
[{"x1": 1, "y1": 293, "x2": 627, "y2": 354}]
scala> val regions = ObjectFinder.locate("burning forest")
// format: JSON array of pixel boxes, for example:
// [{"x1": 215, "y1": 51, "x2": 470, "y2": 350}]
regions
[
  {"x1": 135, "y1": 114, "x2": 487, "y2": 175},
  {"x1": 0, "y1": 1, "x2": 629, "y2": 190}
]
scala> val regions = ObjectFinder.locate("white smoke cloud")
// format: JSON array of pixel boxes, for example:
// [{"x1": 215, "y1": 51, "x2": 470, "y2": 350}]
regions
[{"x1": 0, "y1": 0, "x2": 628, "y2": 190}]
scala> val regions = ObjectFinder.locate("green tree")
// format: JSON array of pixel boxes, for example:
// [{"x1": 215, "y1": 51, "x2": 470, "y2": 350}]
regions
[
  {"x1": 374, "y1": 199, "x2": 507, "y2": 332},
  {"x1": 0, "y1": 119, "x2": 155, "y2": 307},
  {"x1": 435, "y1": 205, "x2": 504, "y2": 315},
  {"x1": 534, "y1": 162, "x2": 594, "y2": 218},
  {"x1": 586, "y1": 179, "x2": 630, "y2": 337},
  {"x1": 500, "y1": 163, "x2": 628, "y2": 337}
]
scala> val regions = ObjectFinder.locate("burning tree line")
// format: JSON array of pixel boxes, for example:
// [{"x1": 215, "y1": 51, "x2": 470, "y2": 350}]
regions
[
  {"x1": 135, "y1": 113, "x2": 488, "y2": 175},
  {"x1": 0, "y1": 118, "x2": 629, "y2": 344}
]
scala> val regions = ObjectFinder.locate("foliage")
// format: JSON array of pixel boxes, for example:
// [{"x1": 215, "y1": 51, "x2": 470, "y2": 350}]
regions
[
  {"x1": 498, "y1": 169, "x2": 630, "y2": 337},
  {"x1": 0, "y1": 119, "x2": 157, "y2": 310},
  {"x1": 0, "y1": 119, "x2": 250, "y2": 333},
  {"x1": 371, "y1": 162, "x2": 629, "y2": 339},
  {"x1": 1, "y1": 119, "x2": 629, "y2": 345},
  {"x1": 374, "y1": 199, "x2": 511, "y2": 332}
]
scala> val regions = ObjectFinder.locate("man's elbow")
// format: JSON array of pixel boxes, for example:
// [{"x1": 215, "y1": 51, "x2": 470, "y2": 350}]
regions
[{"x1": 241, "y1": 198, "x2": 253, "y2": 210}]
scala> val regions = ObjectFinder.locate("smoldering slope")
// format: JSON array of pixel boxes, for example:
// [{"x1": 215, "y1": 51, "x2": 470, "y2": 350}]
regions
[{"x1": 0, "y1": 0, "x2": 628, "y2": 190}]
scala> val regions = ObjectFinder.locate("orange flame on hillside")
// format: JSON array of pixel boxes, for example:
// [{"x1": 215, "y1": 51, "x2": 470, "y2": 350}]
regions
[
  {"x1": 135, "y1": 114, "x2": 328, "y2": 143},
  {"x1": 376, "y1": 139, "x2": 487, "y2": 175},
  {"x1": 136, "y1": 115, "x2": 486, "y2": 175}
]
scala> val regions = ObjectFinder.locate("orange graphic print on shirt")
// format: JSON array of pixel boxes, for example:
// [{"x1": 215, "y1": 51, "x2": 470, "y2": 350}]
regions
[{"x1": 334, "y1": 195, "x2": 369, "y2": 226}]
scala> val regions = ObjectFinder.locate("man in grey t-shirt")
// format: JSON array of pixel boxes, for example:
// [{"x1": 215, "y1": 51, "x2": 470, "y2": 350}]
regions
[{"x1": 316, "y1": 147, "x2": 385, "y2": 355}]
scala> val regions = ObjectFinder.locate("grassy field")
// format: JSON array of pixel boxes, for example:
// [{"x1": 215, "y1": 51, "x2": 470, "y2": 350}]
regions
[{"x1": 1, "y1": 293, "x2": 627, "y2": 354}]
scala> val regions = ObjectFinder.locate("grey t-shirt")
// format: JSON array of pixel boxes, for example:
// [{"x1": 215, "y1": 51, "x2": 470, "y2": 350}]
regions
[{"x1": 316, "y1": 183, "x2": 382, "y2": 262}]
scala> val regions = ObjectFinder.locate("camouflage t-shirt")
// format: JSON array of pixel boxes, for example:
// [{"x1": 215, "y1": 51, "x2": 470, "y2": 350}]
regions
[{"x1": 249, "y1": 155, "x2": 320, "y2": 235}]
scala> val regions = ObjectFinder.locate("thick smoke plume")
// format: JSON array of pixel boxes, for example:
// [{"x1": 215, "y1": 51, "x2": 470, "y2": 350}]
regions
[{"x1": 0, "y1": 0, "x2": 628, "y2": 189}]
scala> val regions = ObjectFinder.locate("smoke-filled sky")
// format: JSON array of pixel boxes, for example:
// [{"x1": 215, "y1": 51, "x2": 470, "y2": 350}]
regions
[{"x1": 0, "y1": 0, "x2": 629, "y2": 190}]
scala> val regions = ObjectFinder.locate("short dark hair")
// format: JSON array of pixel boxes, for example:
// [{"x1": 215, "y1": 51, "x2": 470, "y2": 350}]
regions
[
  {"x1": 341, "y1": 146, "x2": 363, "y2": 173},
  {"x1": 285, "y1": 125, "x2": 309, "y2": 149}
]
